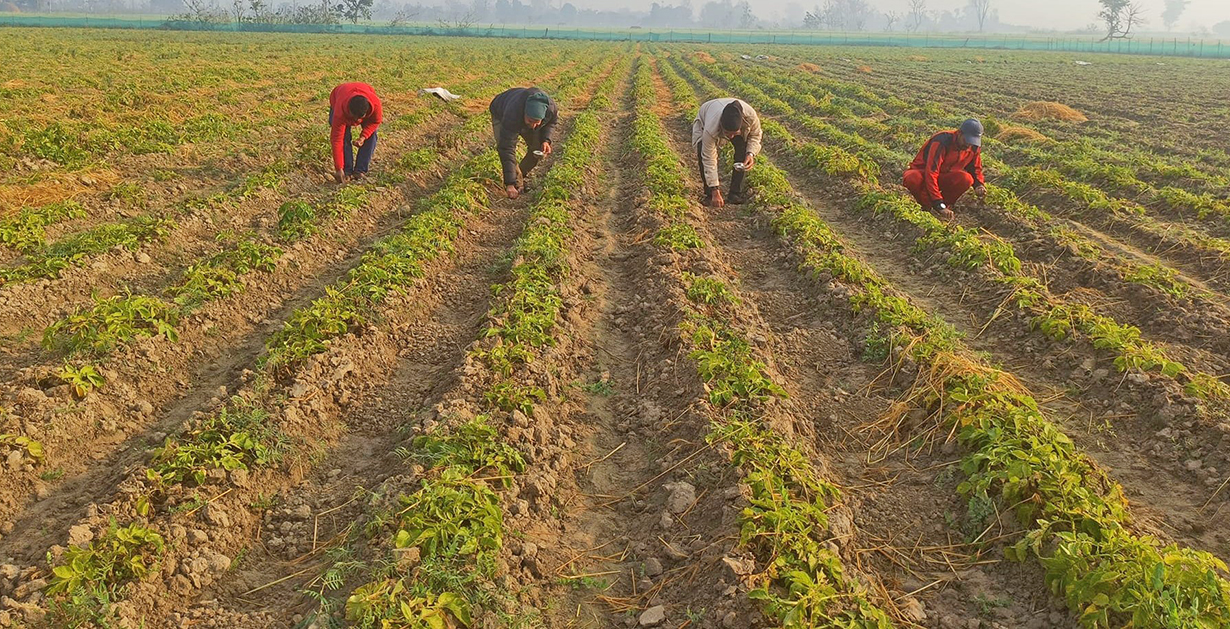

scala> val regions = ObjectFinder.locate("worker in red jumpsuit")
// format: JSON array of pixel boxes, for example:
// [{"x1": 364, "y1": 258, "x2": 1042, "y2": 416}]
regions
[
  {"x1": 328, "y1": 82, "x2": 383, "y2": 184},
  {"x1": 903, "y1": 119, "x2": 986, "y2": 220}
]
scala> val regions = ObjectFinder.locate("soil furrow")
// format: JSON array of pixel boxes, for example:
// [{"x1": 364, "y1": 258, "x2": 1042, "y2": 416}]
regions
[{"x1": 762, "y1": 149, "x2": 1230, "y2": 562}]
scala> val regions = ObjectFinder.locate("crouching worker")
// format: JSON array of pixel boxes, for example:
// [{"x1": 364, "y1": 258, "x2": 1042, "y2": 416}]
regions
[
  {"x1": 329, "y1": 82, "x2": 383, "y2": 184},
  {"x1": 903, "y1": 118, "x2": 986, "y2": 220},
  {"x1": 693, "y1": 97, "x2": 762, "y2": 208},
  {"x1": 489, "y1": 87, "x2": 558, "y2": 199}
]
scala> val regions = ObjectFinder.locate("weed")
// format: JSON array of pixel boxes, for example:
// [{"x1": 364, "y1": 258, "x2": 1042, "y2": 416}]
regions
[{"x1": 581, "y1": 379, "x2": 615, "y2": 396}]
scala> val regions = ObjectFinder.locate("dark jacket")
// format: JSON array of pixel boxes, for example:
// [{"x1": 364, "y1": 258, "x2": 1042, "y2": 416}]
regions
[
  {"x1": 489, "y1": 87, "x2": 558, "y2": 185},
  {"x1": 907, "y1": 130, "x2": 985, "y2": 202}
]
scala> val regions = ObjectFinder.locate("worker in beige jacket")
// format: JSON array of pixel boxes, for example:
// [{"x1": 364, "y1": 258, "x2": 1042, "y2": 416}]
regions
[{"x1": 692, "y1": 97, "x2": 763, "y2": 208}]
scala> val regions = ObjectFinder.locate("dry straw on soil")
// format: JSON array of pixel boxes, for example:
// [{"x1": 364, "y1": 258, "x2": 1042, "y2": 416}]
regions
[
  {"x1": 1012, "y1": 101, "x2": 1088, "y2": 122},
  {"x1": 693, "y1": 51, "x2": 716, "y2": 63},
  {"x1": 996, "y1": 125, "x2": 1050, "y2": 143},
  {"x1": 798, "y1": 62, "x2": 821, "y2": 73},
  {"x1": 857, "y1": 65, "x2": 873, "y2": 74}
]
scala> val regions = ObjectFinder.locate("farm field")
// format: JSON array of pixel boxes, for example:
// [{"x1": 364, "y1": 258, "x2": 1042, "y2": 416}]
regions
[{"x1": 1, "y1": 27, "x2": 1229, "y2": 629}]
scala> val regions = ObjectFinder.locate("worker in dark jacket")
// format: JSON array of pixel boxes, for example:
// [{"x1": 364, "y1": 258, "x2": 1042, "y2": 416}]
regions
[
  {"x1": 489, "y1": 87, "x2": 558, "y2": 199},
  {"x1": 328, "y1": 82, "x2": 383, "y2": 183},
  {"x1": 903, "y1": 119, "x2": 986, "y2": 220}
]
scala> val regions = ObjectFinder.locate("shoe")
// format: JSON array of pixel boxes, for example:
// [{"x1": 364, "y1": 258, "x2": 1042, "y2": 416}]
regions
[
  {"x1": 351, "y1": 171, "x2": 366, "y2": 181},
  {"x1": 728, "y1": 190, "x2": 754, "y2": 205}
]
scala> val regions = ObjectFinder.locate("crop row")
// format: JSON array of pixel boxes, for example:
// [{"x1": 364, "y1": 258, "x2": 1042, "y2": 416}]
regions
[
  {"x1": 792, "y1": 56, "x2": 1230, "y2": 190},
  {"x1": 631, "y1": 57, "x2": 896, "y2": 626},
  {"x1": 674, "y1": 57, "x2": 1230, "y2": 412},
  {"x1": 31, "y1": 57, "x2": 618, "y2": 626},
  {"x1": 344, "y1": 61, "x2": 619, "y2": 628},
  {"x1": 736, "y1": 60, "x2": 1230, "y2": 275},
  {"x1": 660, "y1": 51, "x2": 1230, "y2": 627},
  {"x1": 724, "y1": 62, "x2": 1230, "y2": 354},
  {"x1": 755, "y1": 152, "x2": 1230, "y2": 626}
]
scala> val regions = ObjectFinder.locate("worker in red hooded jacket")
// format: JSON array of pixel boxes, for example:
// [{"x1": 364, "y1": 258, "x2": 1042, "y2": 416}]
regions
[
  {"x1": 903, "y1": 118, "x2": 986, "y2": 220},
  {"x1": 328, "y1": 82, "x2": 383, "y2": 184}
]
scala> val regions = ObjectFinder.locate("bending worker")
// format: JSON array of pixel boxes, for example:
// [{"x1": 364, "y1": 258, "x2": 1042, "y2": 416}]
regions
[
  {"x1": 328, "y1": 82, "x2": 383, "y2": 183},
  {"x1": 489, "y1": 86, "x2": 558, "y2": 199},
  {"x1": 693, "y1": 97, "x2": 762, "y2": 208},
  {"x1": 903, "y1": 118, "x2": 986, "y2": 220}
]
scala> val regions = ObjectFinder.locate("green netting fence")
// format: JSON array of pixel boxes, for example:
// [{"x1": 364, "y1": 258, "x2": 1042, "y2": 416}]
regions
[{"x1": 3, "y1": 14, "x2": 1230, "y2": 59}]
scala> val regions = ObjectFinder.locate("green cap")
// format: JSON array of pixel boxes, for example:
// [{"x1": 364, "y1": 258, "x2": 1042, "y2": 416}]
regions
[{"x1": 525, "y1": 93, "x2": 549, "y2": 121}]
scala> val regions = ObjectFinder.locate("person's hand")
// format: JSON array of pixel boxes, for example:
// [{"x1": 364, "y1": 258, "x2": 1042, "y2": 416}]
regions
[
  {"x1": 709, "y1": 189, "x2": 725, "y2": 208},
  {"x1": 974, "y1": 184, "x2": 987, "y2": 199},
  {"x1": 506, "y1": 185, "x2": 520, "y2": 199},
  {"x1": 540, "y1": 142, "x2": 552, "y2": 156},
  {"x1": 743, "y1": 153, "x2": 755, "y2": 169},
  {"x1": 334, "y1": 169, "x2": 346, "y2": 184},
  {"x1": 353, "y1": 135, "x2": 365, "y2": 148}
]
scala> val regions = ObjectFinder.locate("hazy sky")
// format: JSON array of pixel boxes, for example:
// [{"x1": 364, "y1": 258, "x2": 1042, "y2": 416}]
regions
[{"x1": 575, "y1": 0, "x2": 1230, "y2": 30}]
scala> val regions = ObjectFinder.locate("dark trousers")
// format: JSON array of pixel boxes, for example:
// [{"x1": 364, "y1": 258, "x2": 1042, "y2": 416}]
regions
[
  {"x1": 697, "y1": 135, "x2": 747, "y2": 195},
  {"x1": 329, "y1": 108, "x2": 378, "y2": 174},
  {"x1": 492, "y1": 118, "x2": 542, "y2": 182}
]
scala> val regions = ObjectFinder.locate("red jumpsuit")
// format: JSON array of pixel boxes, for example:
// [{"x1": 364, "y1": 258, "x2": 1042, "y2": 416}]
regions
[{"x1": 903, "y1": 130, "x2": 984, "y2": 208}]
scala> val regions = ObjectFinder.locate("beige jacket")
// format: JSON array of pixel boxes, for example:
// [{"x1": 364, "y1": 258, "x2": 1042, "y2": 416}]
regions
[{"x1": 691, "y1": 98, "x2": 763, "y2": 189}]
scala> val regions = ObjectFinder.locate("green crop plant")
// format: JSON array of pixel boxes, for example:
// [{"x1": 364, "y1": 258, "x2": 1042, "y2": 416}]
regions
[
  {"x1": 322, "y1": 185, "x2": 371, "y2": 220},
  {"x1": 145, "y1": 400, "x2": 282, "y2": 488},
  {"x1": 0, "y1": 200, "x2": 86, "y2": 253},
  {"x1": 726, "y1": 115, "x2": 1230, "y2": 625},
  {"x1": 276, "y1": 200, "x2": 316, "y2": 241},
  {"x1": 232, "y1": 160, "x2": 288, "y2": 199},
  {"x1": 0, "y1": 433, "x2": 45, "y2": 461},
  {"x1": 695, "y1": 57, "x2": 1229, "y2": 406},
  {"x1": 0, "y1": 216, "x2": 174, "y2": 285},
  {"x1": 684, "y1": 273, "x2": 739, "y2": 305},
  {"x1": 651, "y1": 146, "x2": 892, "y2": 623},
  {"x1": 104, "y1": 182, "x2": 147, "y2": 207},
  {"x1": 345, "y1": 579, "x2": 473, "y2": 629},
  {"x1": 58, "y1": 363, "x2": 106, "y2": 398},
  {"x1": 410, "y1": 417, "x2": 525, "y2": 486},
  {"x1": 43, "y1": 293, "x2": 179, "y2": 356},
  {"x1": 47, "y1": 520, "x2": 165, "y2": 622},
  {"x1": 263, "y1": 151, "x2": 497, "y2": 372},
  {"x1": 170, "y1": 235, "x2": 283, "y2": 307},
  {"x1": 713, "y1": 418, "x2": 893, "y2": 627},
  {"x1": 484, "y1": 380, "x2": 545, "y2": 415}
]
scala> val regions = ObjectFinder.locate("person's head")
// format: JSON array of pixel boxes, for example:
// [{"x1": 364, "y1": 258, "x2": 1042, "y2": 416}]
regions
[
  {"x1": 347, "y1": 95, "x2": 372, "y2": 120},
  {"x1": 720, "y1": 101, "x2": 744, "y2": 139},
  {"x1": 525, "y1": 92, "x2": 550, "y2": 129},
  {"x1": 957, "y1": 118, "x2": 983, "y2": 149}
]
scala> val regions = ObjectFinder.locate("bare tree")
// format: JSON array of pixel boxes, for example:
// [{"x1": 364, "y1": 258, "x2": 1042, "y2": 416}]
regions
[
  {"x1": 1097, "y1": 0, "x2": 1146, "y2": 41},
  {"x1": 906, "y1": 0, "x2": 926, "y2": 32},
  {"x1": 1161, "y1": 0, "x2": 1188, "y2": 31},
  {"x1": 389, "y1": 4, "x2": 421, "y2": 26},
  {"x1": 969, "y1": 0, "x2": 991, "y2": 32},
  {"x1": 335, "y1": 0, "x2": 371, "y2": 22},
  {"x1": 883, "y1": 10, "x2": 899, "y2": 31},
  {"x1": 231, "y1": 0, "x2": 245, "y2": 22}
]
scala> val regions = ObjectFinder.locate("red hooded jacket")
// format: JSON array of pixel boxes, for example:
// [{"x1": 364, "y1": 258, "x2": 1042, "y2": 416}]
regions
[
  {"x1": 907, "y1": 130, "x2": 984, "y2": 202},
  {"x1": 329, "y1": 83, "x2": 383, "y2": 171}
]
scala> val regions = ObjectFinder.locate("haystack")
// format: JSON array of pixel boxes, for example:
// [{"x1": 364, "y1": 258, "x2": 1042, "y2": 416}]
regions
[
  {"x1": 798, "y1": 62, "x2": 821, "y2": 73},
  {"x1": 996, "y1": 125, "x2": 1050, "y2": 143},
  {"x1": 1012, "y1": 101, "x2": 1087, "y2": 122},
  {"x1": 693, "y1": 51, "x2": 715, "y2": 64}
]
